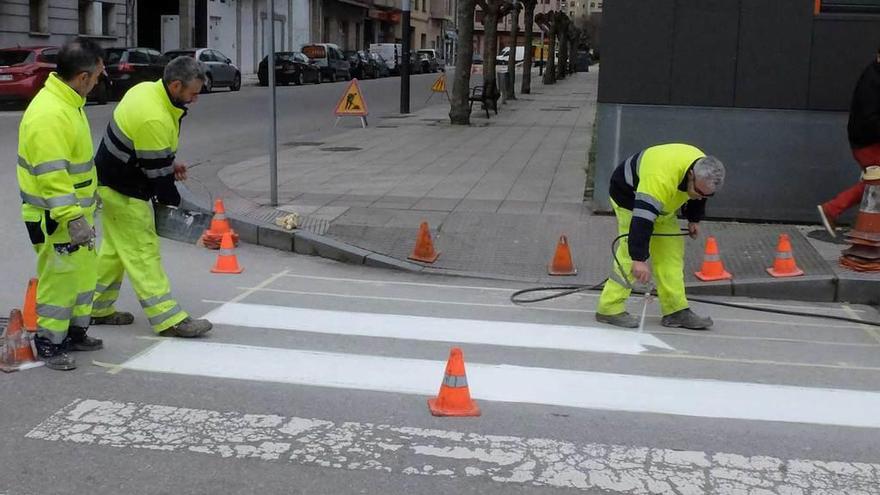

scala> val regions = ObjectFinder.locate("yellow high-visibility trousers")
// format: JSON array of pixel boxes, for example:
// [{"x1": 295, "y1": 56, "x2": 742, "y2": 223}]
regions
[
  {"x1": 22, "y1": 205, "x2": 97, "y2": 344},
  {"x1": 597, "y1": 200, "x2": 689, "y2": 317},
  {"x1": 91, "y1": 186, "x2": 188, "y2": 332}
]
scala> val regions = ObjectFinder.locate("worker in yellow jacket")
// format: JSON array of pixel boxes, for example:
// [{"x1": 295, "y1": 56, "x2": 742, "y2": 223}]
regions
[
  {"x1": 596, "y1": 144, "x2": 726, "y2": 330},
  {"x1": 17, "y1": 39, "x2": 105, "y2": 370},
  {"x1": 90, "y1": 56, "x2": 212, "y2": 337}
]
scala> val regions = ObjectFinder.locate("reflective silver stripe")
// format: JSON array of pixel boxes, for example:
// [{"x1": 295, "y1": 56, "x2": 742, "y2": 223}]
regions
[
  {"x1": 139, "y1": 293, "x2": 174, "y2": 309},
  {"x1": 70, "y1": 315, "x2": 91, "y2": 327},
  {"x1": 37, "y1": 327, "x2": 66, "y2": 344},
  {"x1": 18, "y1": 156, "x2": 69, "y2": 176},
  {"x1": 775, "y1": 252, "x2": 793, "y2": 259},
  {"x1": 609, "y1": 271, "x2": 630, "y2": 288},
  {"x1": 91, "y1": 300, "x2": 116, "y2": 310},
  {"x1": 136, "y1": 148, "x2": 174, "y2": 160},
  {"x1": 634, "y1": 192, "x2": 663, "y2": 214},
  {"x1": 96, "y1": 282, "x2": 122, "y2": 293},
  {"x1": 624, "y1": 156, "x2": 634, "y2": 187},
  {"x1": 633, "y1": 208, "x2": 658, "y2": 222},
  {"x1": 148, "y1": 304, "x2": 184, "y2": 326},
  {"x1": 67, "y1": 160, "x2": 94, "y2": 175},
  {"x1": 109, "y1": 119, "x2": 134, "y2": 149},
  {"x1": 214, "y1": 213, "x2": 227, "y2": 220},
  {"x1": 702, "y1": 254, "x2": 721, "y2": 262},
  {"x1": 20, "y1": 190, "x2": 78, "y2": 208},
  {"x1": 142, "y1": 165, "x2": 175, "y2": 179},
  {"x1": 442, "y1": 374, "x2": 468, "y2": 388},
  {"x1": 79, "y1": 194, "x2": 97, "y2": 208},
  {"x1": 75, "y1": 291, "x2": 94, "y2": 306},
  {"x1": 37, "y1": 303, "x2": 72, "y2": 320},
  {"x1": 219, "y1": 249, "x2": 234, "y2": 256},
  {"x1": 103, "y1": 135, "x2": 132, "y2": 163}
]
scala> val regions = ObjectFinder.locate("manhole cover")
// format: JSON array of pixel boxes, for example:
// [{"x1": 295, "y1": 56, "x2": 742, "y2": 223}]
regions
[
  {"x1": 284, "y1": 141, "x2": 324, "y2": 147},
  {"x1": 539, "y1": 108, "x2": 572, "y2": 112},
  {"x1": 321, "y1": 146, "x2": 363, "y2": 152},
  {"x1": 377, "y1": 125, "x2": 399, "y2": 128}
]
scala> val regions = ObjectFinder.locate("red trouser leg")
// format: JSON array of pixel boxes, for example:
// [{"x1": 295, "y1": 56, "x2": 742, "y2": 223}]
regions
[{"x1": 822, "y1": 144, "x2": 880, "y2": 219}]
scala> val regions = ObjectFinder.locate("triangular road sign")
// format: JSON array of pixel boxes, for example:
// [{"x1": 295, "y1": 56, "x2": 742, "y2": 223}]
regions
[
  {"x1": 334, "y1": 79, "x2": 368, "y2": 117},
  {"x1": 431, "y1": 74, "x2": 446, "y2": 93}
]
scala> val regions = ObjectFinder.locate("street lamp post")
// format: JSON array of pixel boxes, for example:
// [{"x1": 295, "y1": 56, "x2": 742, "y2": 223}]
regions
[
  {"x1": 400, "y1": 0, "x2": 411, "y2": 113},
  {"x1": 268, "y1": 0, "x2": 278, "y2": 206}
]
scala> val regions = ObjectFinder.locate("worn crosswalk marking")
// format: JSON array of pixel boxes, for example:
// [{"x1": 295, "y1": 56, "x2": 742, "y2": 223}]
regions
[
  {"x1": 110, "y1": 340, "x2": 880, "y2": 428},
  {"x1": 27, "y1": 399, "x2": 880, "y2": 494}
]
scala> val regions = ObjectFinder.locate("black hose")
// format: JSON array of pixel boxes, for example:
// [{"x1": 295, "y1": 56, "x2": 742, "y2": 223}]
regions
[{"x1": 510, "y1": 232, "x2": 880, "y2": 327}]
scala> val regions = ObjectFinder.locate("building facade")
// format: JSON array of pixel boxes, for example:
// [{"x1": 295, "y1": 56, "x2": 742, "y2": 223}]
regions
[{"x1": 0, "y1": 0, "x2": 131, "y2": 48}]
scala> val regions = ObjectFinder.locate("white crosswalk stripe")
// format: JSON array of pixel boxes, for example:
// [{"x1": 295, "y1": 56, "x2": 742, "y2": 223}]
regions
[{"x1": 27, "y1": 399, "x2": 880, "y2": 494}]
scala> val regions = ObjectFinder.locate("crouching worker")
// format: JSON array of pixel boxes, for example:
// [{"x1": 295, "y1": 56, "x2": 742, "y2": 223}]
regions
[{"x1": 595, "y1": 143, "x2": 726, "y2": 331}]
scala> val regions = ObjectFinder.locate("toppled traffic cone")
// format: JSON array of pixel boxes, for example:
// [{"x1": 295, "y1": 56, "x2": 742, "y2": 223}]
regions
[
  {"x1": 211, "y1": 232, "x2": 243, "y2": 274},
  {"x1": 548, "y1": 235, "x2": 577, "y2": 276},
  {"x1": 428, "y1": 347, "x2": 480, "y2": 417},
  {"x1": 23, "y1": 277, "x2": 37, "y2": 332},
  {"x1": 200, "y1": 198, "x2": 239, "y2": 250},
  {"x1": 840, "y1": 173, "x2": 880, "y2": 271},
  {"x1": 408, "y1": 221, "x2": 440, "y2": 263},
  {"x1": 694, "y1": 236, "x2": 732, "y2": 281},
  {"x1": 766, "y1": 234, "x2": 804, "y2": 278},
  {"x1": 0, "y1": 309, "x2": 43, "y2": 372}
]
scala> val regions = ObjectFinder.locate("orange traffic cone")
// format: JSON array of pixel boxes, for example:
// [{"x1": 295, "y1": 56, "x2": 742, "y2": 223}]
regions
[
  {"x1": 548, "y1": 235, "x2": 577, "y2": 276},
  {"x1": 0, "y1": 309, "x2": 42, "y2": 372},
  {"x1": 23, "y1": 278, "x2": 37, "y2": 332},
  {"x1": 766, "y1": 233, "x2": 804, "y2": 278},
  {"x1": 408, "y1": 221, "x2": 440, "y2": 263},
  {"x1": 694, "y1": 236, "x2": 732, "y2": 281},
  {"x1": 211, "y1": 232, "x2": 243, "y2": 274},
  {"x1": 428, "y1": 347, "x2": 480, "y2": 417},
  {"x1": 200, "y1": 198, "x2": 239, "y2": 249}
]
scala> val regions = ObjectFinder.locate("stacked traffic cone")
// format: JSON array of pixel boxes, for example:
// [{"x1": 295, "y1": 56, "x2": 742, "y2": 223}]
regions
[
  {"x1": 23, "y1": 277, "x2": 37, "y2": 332},
  {"x1": 694, "y1": 236, "x2": 732, "y2": 281},
  {"x1": 200, "y1": 198, "x2": 239, "y2": 249},
  {"x1": 427, "y1": 347, "x2": 480, "y2": 417},
  {"x1": 548, "y1": 235, "x2": 577, "y2": 276},
  {"x1": 840, "y1": 170, "x2": 880, "y2": 271},
  {"x1": 211, "y1": 232, "x2": 243, "y2": 274},
  {"x1": 766, "y1": 234, "x2": 804, "y2": 278},
  {"x1": 0, "y1": 309, "x2": 43, "y2": 373},
  {"x1": 408, "y1": 221, "x2": 440, "y2": 263}
]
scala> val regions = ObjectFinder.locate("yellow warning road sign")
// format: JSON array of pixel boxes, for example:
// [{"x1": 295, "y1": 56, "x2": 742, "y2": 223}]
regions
[
  {"x1": 431, "y1": 74, "x2": 447, "y2": 93},
  {"x1": 334, "y1": 79, "x2": 368, "y2": 117}
]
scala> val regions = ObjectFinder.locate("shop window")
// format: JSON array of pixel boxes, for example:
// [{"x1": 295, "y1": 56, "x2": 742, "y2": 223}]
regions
[{"x1": 818, "y1": 0, "x2": 880, "y2": 13}]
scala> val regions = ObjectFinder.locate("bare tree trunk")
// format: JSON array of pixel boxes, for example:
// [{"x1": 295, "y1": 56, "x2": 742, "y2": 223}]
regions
[
  {"x1": 482, "y1": 8, "x2": 500, "y2": 112},
  {"x1": 506, "y1": 4, "x2": 519, "y2": 100},
  {"x1": 569, "y1": 34, "x2": 578, "y2": 74},
  {"x1": 542, "y1": 17, "x2": 556, "y2": 85},
  {"x1": 449, "y1": 0, "x2": 476, "y2": 125},
  {"x1": 557, "y1": 16, "x2": 569, "y2": 80},
  {"x1": 521, "y1": 0, "x2": 536, "y2": 94}
]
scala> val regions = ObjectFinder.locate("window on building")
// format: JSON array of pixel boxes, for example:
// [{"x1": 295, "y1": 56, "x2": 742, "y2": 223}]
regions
[
  {"x1": 819, "y1": 0, "x2": 880, "y2": 13},
  {"x1": 420, "y1": 33, "x2": 427, "y2": 48},
  {"x1": 475, "y1": 9, "x2": 484, "y2": 24},
  {"x1": 102, "y1": 2, "x2": 117, "y2": 36},
  {"x1": 29, "y1": 0, "x2": 49, "y2": 33},
  {"x1": 423, "y1": 0, "x2": 427, "y2": 12}
]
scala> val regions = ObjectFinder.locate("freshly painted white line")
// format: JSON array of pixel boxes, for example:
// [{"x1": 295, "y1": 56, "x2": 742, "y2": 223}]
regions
[
  {"x1": 282, "y1": 272, "x2": 532, "y2": 294},
  {"x1": 843, "y1": 304, "x2": 880, "y2": 345},
  {"x1": 28, "y1": 398, "x2": 880, "y2": 494},
  {"x1": 202, "y1": 302, "x2": 672, "y2": 354},
  {"x1": 119, "y1": 340, "x2": 880, "y2": 429}
]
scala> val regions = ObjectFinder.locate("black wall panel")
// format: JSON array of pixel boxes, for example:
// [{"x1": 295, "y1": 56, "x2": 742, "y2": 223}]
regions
[
  {"x1": 597, "y1": 0, "x2": 675, "y2": 104},
  {"x1": 808, "y1": 18, "x2": 880, "y2": 111},
  {"x1": 669, "y1": 0, "x2": 740, "y2": 106},
  {"x1": 735, "y1": 0, "x2": 812, "y2": 109}
]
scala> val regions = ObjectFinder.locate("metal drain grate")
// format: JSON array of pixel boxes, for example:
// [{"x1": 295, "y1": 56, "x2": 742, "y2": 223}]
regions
[
  {"x1": 321, "y1": 146, "x2": 363, "y2": 152},
  {"x1": 376, "y1": 125, "x2": 399, "y2": 128},
  {"x1": 297, "y1": 215, "x2": 331, "y2": 235},
  {"x1": 284, "y1": 141, "x2": 324, "y2": 147},
  {"x1": 539, "y1": 107, "x2": 573, "y2": 112},
  {"x1": 383, "y1": 115, "x2": 413, "y2": 119}
]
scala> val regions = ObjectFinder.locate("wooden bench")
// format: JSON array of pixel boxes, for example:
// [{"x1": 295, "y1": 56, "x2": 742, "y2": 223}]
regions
[{"x1": 468, "y1": 84, "x2": 499, "y2": 118}]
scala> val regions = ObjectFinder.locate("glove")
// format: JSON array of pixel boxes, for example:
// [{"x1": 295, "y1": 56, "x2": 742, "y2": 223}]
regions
[{"x1": 67, "y1": 216, "x2": 94, "y2": 247}]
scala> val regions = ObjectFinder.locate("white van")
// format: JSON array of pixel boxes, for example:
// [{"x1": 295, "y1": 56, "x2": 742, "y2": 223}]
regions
[
  {"x1": 369, "y1": 43, "x2": 402, "y2": 74},
  {"x1": 496, "y1": 46, "x2": 526, "y2": 65}
]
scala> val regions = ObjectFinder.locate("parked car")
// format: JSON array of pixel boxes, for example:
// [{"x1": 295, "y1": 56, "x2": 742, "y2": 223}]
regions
[
  {"x1": 301, "y1": 43, "x2": 350, "y2": 82},
  {"x1": 257, "y1": 51, "x2": 320, "y2": 86},
  {"x1": 164, "y1": 48, "x2": 241, "y2": 93},
  {"x1": 416, "y1": 49, "x2": 441, "y2": 72},
  {"x1": 0, "y1": 46, "x2": 110, "y2": 104},
  {"x1": 104, "y1": 47, "x2": 167, "y2": 99},
  {"x1": 472, "y1": 52, "x2": 484, "y2": 65},
  {"x1": 369, "y1": 52, "x2": 391, "y2": 77},
  {"x1": 496, "y1": 46, "x2": 525, "y2": 66},
  {"x1": 369, "y1": 43, "x2": 402, "y2": 74},
  {"x1": 344, "y1": 50, "x2": 374, "y2": 79}
]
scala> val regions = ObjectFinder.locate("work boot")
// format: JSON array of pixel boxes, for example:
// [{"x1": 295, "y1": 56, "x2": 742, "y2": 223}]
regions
[
  {"x1": 67, "y1": 326, "x2": 103, "y2": 352},
  {"x1": 161, "y1": 317, "x2": 213, "y2": 338},
  {"x1": 661, "y1": 309, "x2": 713, "y2": 330},
  {"x1": 90, "y1": 311, "x2": 135, "y2": 326},
  {"x1": 816, "y1": 204, "x2": 837, "y2": 238},
  {"x1": 595, "y1": 312, "x2": 639, "y2": 329},
  {"x1": 33, "y1": 335, "x2": 76, "y2": 371}
]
